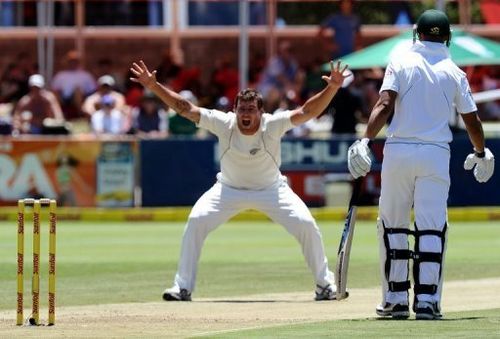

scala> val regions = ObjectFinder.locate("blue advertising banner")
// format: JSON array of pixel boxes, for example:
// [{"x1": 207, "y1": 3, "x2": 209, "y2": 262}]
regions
[
  {"x1": 140, "y1": 137, "x2": 500, "y2": 207},
  {"x1": 140, "y1": 137, "x2": 377, "y2": 207},
  {"x1": 449, "y1": 136, "x2": 500, "y2": 206},
  {"x1": 140, "y1": 139, "x2": 218, "y2": 206}
]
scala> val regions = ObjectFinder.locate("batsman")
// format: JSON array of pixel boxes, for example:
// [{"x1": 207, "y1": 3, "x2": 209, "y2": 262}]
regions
[
  {"x1": 348, "y1": 10, "x2": 495, "y2": 320},
  {"x1": 130, "y1": 59, "x2": 350, "y2": 302}
]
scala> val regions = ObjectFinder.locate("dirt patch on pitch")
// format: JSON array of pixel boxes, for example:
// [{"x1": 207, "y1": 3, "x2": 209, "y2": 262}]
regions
[{"x1": 1, "y1": 278, "x2": 500, "y2": 338}]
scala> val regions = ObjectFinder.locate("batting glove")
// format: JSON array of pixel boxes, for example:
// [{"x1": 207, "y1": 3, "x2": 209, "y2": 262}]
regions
[
  {"x1": 464, "y1": 148, "x2": 495, "y2": 183},
  {"x1": 348, "y1": 138, "x2": 372, "y2": 179}
]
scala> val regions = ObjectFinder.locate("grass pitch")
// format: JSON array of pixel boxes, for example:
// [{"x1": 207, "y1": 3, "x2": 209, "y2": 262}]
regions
[{"x1": 0, "y1": 220, "x2": 499, "y2": 337}]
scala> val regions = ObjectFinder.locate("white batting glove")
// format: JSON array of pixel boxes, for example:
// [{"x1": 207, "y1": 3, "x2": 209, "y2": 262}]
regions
[
  {"x1": 464, "y1": 148, "x2": 495, "y2": 183},
  {"x1": 348, "y1": 138, "x2": 372, "y2": 179}
]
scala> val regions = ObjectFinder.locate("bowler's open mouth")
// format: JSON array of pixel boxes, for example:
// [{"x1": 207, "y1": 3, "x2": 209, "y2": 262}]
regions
[{"x1": 242, "y1": 119, "x2": 251, "y2": 127}]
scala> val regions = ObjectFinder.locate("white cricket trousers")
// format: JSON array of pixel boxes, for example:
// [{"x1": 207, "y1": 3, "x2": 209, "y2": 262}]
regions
[
  {"x1": 172, "y1": 179, "x2": 334, "y2": 292},
  {"x1": 378, "y1": 142, "x2": 450, "y2": 307}
]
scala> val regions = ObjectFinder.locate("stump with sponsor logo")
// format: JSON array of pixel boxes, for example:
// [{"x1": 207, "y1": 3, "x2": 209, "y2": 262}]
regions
[{"x1": 17, "y1": 198, "x2": 57, "y2": 326}]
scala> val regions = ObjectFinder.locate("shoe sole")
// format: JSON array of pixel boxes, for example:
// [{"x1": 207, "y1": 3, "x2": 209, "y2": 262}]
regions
[
  {"x1": 376, "y1": 310, "x2": 410, "y2": 319},
  {"x1": 315, "y1": 291, "x2": 349, "y2": 301},
  {"x1": 162, "y1": 292, "x2": 181, "y2": 301},
  {"x1": 162, "y1": 292, "x2": 191, "y2": 302}
]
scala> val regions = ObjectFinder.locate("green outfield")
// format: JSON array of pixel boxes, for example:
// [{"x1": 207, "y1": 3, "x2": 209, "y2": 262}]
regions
[
  {"x1": 204, "y1": 308, "x2": 500, "y2": 338},
  {"x1": 0, "y1": 220, "x2": 499, "y2": 337}
]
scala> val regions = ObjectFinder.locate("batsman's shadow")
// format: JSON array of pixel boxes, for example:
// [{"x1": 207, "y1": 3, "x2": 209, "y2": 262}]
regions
[{"x1": 371, "y1": 316, "x2": 485, "y2": 321}]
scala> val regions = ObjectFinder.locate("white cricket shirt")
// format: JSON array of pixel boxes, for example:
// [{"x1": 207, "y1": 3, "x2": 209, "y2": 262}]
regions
[
  {"x1": 198, "y1": 108, "x2": 294, "y2": 190},
  {"x1": 380, "y1": 40, "x2": 477, "y2": 144}
]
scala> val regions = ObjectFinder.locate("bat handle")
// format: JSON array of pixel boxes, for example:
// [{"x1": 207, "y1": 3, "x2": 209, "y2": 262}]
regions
[{"x1": 349, "y1": 177, "x2": 363, "y2": 208}]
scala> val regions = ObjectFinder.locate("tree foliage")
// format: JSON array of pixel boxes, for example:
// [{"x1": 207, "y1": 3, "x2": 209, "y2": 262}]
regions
[{"x1": 277, "y1": 1, "x2": 485, "y2": 26}]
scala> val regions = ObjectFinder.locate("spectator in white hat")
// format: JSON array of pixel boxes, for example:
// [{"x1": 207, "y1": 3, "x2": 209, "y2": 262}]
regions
[
  {"x1": 13, "y1": 74, "x2": 65, "y2": 134},
  {"x1": 82, "y1": 74, "x2": 127, "y2": 117}
]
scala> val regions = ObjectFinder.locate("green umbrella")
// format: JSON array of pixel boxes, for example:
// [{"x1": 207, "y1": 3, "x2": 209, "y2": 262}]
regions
[{"x1": 323, "y1": 28, "x2": 500, "y2": 70}]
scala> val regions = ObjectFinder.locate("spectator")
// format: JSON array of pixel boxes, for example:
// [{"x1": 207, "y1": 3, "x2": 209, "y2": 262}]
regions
[
  {"x1": 13, "y1": 74, "x2": 65, "y2": 135},
  {"x1": 211, "y1": 54, "x2": 239, "y2": 106},
  {"x1": 467, "y1": 65, "x2": 489, "y2": 93},
  {"x1": 0, "y1": 52, "x2": 36, "y2": 103},
  {"x1": 303, "y1": 59, "x2": 328, "y2": 100},
  {"x1": 129, "y1": 90, "x2": 168, "y2": 138},
  {"x1": 51, "y1": 50, "x2": 97, "y2": 121},
  {"x1": 215, "y1": 96, "x2": 231, "y2": 112},
  {"x1": 258, "y1": 40, "x2": 304, "y2": 103},
  {"x1": 318, "y1": 0, "x2": 362, "y2": 59},
  {"x1": 284, "y1": 90, "x2": 334, "y2": 139},
  {"x1": 280, "y1": 91, "x2": 311, "y2": 138},
  {"x1": 360, "y1": 68, "x2": 384, "y2": 117},
  {"x1": 95, "y1": 58, "x2": 125, "y2": 91},
  {"x1": 155, "y1": 48, "x2": 182, "y2": 86},
  {"x1": 82, "y1": 75, "x2": 127, "y2": 117},
  {"x1": 328, "y1": 69, "x2": 363, "y2": 134},
  {"x1": 0, "y1": 63, "x2": 20, "y2": 103},
  {"x1": 248, "y1": 51, "x2": 266, "y2": 88},
  {"x1": 124, "y1": 69, "x2": 145, "y2": 109},
  {"x1": 154, "y1": 48, "x2": 202, "y2": 96},
  {"x1": 0, "y1": 102, "x2": 12, "y2": 134},
  {"x1": 478, "y1": 66, "x2": 500, "y2": 121},
  {"x1": 91, "y1": 95, "x2": 126, "y2": 135},
  {"x1": 168, "y1": 90, "x2": 199, "y2": 136}
]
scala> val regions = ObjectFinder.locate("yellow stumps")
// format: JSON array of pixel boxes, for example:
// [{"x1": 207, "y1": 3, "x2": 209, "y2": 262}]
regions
[
  {"x1": 31, "y1": 200, "x2": 41, "y2": 326},
  {"x1": 16, "y1": 198, "x2": 57, "y2": 326},
  {"x1": 16, "y1": 200, "x2": 25, "y2": 326},
  {"x1": 48, "y1": 200, "x2": 57, "y2": 326}
]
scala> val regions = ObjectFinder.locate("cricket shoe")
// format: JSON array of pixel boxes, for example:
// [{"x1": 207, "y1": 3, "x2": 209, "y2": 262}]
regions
[
  {"x1": 376, "y1": 302, "x2": 410, "y2": 319},
  {"x1": 415, "y1": 301, "x2": 442, "y2": 320},
  {"x1": 314, "y1": 284, "x2": 348, "y2": 301},
  {"x1": 162, "y1": 287, "x2": 192, "y2": 301}
]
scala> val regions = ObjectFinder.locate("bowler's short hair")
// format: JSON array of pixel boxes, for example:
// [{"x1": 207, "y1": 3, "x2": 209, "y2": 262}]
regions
[{"x1": 234, "y1": 89, "x2": 264, "y2": 110}]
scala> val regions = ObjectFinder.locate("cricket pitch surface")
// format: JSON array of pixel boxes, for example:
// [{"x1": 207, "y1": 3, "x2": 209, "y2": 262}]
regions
[{"x1": 1, "y1": 277, "x2": 500, "y2": 338}]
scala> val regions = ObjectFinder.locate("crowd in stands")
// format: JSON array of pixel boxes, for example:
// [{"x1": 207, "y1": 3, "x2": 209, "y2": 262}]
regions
[
  {"x1": 0, "y1": 45, "x2": 498, "y2": 139},
  {"x1": 466, "y1": 65, "x2": 500, "y2": 121}
]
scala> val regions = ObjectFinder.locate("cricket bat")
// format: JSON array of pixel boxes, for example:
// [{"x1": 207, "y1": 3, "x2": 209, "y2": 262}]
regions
[{"x1": 335, "y1": 177, "x2": 363, "y2": 300}]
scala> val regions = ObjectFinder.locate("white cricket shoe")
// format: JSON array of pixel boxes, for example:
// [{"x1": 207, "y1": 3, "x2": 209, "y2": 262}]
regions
[
  {"x1": 315, "y1": 284, "x2": 340, "y2": 301},
  {"x1": 162, "y1": 286, "x2": 192, "y2": 301}
]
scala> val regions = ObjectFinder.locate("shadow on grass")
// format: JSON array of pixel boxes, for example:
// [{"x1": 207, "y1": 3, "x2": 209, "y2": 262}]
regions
[{"x1": 366, "y1": 316, "x2": 485, "y2": 321}]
